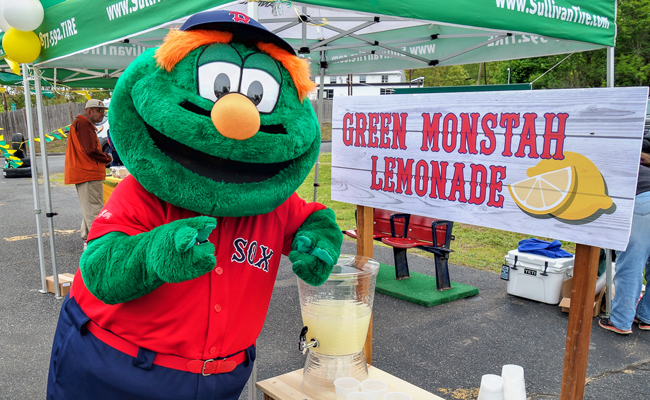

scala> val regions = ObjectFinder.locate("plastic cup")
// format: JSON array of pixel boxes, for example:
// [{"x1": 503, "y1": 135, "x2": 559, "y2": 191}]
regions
[
  {"x1": 360, "y1": 379, "x2": 388, "y2": 400},
  {"x1": 501, "y1": 365, "x2": 526, "y2": 400},
  {"x1": 477, "y1": 374, "x2": 504, "y2": 400},
  {"x1": 334, "y1": 377, "x2": 360, "y2": 399},
  {"x1": 348, "y1": 393, "x2": 375, "y2": 400},
  {"x1": 383, "y1": 392, "x2": 412, "y2": 400}
]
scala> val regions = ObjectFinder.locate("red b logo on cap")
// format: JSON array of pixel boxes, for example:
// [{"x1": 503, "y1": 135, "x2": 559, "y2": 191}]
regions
[{"x1": 229, "y1": 11, "x2": 250, "y2": 24}]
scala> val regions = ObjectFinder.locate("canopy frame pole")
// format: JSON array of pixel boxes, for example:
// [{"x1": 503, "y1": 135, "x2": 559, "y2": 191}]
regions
[
  {"x1": 317, "y1": 24, "x2": 433, "y2": 64},
  {"x1": 605, "y1": 249, "x2": 613, "y2": 316},
  {"x1": 34, "y1": 66, "x2": 61, "y2": 298},
  {"x1": 301, "y1": 6, "x2": 307, "y2": 50},
  {"x1": 270, "y1": 21, "x2": 301, "y2": 35},
  {"x1": 246, "y1": 5, "x2": 260, "y2": 400},
  {"x1": 436, "y1": 35, "x2": 510, "y2": 63},
  {"x1": 309, "y1": 20, "x2": 378, "y2": 52},
  {"x1": 560, "y1": 244, "x2": 600, "y2": 400},
  {"x1": 62, "y1": 68, "x2": 107, "y2": 78},
  {"x1": 604, "y1": 45, "x2": 615, "y2": 315},
  {"x1": 313, "y1": 37, "x2": 432, "y2": 52},
  {"x1": 313, "y1": 50, "x2": 325, "y2": 203},
  {"x1": 607, "y1": 46, "x2": 615, "y2": 88},
  {"x1": 22, "y1": 64, "x2": 48, "y2": 294}
]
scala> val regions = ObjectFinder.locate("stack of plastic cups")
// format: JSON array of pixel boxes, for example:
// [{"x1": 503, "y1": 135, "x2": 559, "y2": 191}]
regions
[
  {"x1": 477, "y1": 374, "x2": 504, "y2": 400},
  {"x1": 501, "y1": 365, "x2": 526, "y2": 400}
]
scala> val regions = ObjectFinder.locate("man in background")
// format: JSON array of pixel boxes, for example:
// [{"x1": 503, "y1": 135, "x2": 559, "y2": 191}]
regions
[{"x1": 64, "y1": 99, "x2": 112, "y2": 249}]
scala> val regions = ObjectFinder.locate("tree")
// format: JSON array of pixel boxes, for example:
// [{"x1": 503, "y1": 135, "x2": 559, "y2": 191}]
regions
[
  {"x1": 615, "y1": 0, "x2": 650, "y2": 86},
  {"x1": 406, "y1": 0, "x2": 649, "y2": 90}
]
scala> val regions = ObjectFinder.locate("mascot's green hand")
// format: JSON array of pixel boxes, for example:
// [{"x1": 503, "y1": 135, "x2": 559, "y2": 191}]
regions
[
  {"x1": 155, "y1": 216, "x2": 218, "y2": 283},
  {"x1": 290, "y1": 208, "x2": 343, "y2": 286},
  {"x1": 293, "y1": 236, "x2": 334, "y2": 265},
  {"x1": 81, "y1": 216, "x2": 217, "y2": 304}
]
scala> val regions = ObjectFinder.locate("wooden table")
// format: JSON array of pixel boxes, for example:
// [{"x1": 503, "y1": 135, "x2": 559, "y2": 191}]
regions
[{"x1": 256, "y1": 365, "x2": 444, "y2": 400}]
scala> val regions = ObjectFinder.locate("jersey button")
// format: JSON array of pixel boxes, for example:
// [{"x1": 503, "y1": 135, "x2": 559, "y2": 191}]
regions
[
  {"x1": 214, "y1": 304, "x2": 222, "y2": 313},
  {"x1": 215, "y1": 267, "x2": 223, "y2": 275},
  {"x1": 210, "y1": 347, "x2": 217, "y2": 355}
]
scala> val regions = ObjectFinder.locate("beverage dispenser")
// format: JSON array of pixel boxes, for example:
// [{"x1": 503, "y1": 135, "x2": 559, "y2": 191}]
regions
[{"x1": 298, "y1": 255, "x2": 380, "y2": 400}]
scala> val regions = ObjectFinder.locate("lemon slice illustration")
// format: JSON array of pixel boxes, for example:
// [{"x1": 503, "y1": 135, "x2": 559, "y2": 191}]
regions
[
  {"x1": 508, "y1": 166, "x2": 575, "y2": 215},
  {"x1": 527, "y1": 152, "x2": 613, "y2": 220}
]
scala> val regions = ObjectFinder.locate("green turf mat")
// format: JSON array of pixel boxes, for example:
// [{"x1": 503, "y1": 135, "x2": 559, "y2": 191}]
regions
[{"x1": 375, "y1": 263, "x2": 479, "y2": 307}]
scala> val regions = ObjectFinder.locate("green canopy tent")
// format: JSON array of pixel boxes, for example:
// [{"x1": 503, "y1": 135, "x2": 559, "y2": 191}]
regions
[
  {"x1": 2, "y1": 1, "x2": 615, "y2": 87},
  {"x1": 8, "y1": 2, "x2": 619, "y2": 400}
]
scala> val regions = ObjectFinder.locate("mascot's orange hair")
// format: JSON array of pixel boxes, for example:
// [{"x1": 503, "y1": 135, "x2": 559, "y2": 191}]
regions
[{"x1": 155, "y1": 29, "x2": 316, "y2": 101}]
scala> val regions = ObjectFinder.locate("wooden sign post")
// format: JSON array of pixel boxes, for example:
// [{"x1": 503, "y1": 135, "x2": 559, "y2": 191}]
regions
[
  {"x1": 560, "y1": 244, "x2": 600, "y2": 400},
  {"x1": 357, "y1": 205, "x2": 374, "y2": 365}
]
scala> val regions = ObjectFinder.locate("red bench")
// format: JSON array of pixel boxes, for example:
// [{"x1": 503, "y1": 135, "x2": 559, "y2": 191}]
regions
[
  {"x1": 344, "y1": 208, "x2": 407, "y2": 241},
  {"x1": 345, "y1": 209, "x2": 455, "y2": 291}
]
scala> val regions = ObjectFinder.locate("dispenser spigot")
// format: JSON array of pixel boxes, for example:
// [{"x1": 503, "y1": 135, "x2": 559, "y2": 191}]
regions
[{"x1": 299, "y1": 326, "x2": 318, "y2": 354}]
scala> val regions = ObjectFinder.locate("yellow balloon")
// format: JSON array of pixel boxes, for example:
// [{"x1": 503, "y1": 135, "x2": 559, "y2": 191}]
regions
[{"x1": 2, "y1": 28, "x2": 41, "y2": 64}]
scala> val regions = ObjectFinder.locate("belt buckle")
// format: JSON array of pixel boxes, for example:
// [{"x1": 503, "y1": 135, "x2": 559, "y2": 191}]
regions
[{"x1": 201, "y1": 359, "x2": 215, "y2": 376}]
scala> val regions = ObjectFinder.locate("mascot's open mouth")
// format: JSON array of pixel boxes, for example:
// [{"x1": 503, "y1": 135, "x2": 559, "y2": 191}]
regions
[{"x1": 146, "y1": 123, "x2": 293, "y2": 184}]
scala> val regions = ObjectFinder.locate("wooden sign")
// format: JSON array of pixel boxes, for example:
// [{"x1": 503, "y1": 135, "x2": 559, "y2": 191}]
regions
[{"x1": 331, "y1": 87, "x2": 649, "y2": 251}]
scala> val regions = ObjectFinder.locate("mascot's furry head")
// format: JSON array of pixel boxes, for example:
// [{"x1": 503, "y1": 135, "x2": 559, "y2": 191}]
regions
[{"x1": 109, "y1": 10, "x2": 319, "y2": 217}]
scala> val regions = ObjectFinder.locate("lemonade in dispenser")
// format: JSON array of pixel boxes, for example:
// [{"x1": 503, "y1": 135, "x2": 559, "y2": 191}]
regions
[{"x1": 298, "y1": 255, "x2": 380, "y2": 400}]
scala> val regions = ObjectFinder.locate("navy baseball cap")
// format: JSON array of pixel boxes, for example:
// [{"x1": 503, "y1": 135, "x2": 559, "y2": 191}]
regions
[{"x1": 180, "y1": 10, "x2": 296, "y2": 55}]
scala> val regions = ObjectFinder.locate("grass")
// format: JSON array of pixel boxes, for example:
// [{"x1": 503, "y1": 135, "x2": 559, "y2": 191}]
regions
[
  {"x1": 21, "y1": 137, "x2": 68, "y2": 155},
  {"x1": 295, "y1": 153, "x2": 576, "y2": 273},
  {"x1": 320, "y1": 123, "x2": 332, "y2": 141},
  {"x1": 46, "y1": 172, "x2": 67, "y2": 186}
]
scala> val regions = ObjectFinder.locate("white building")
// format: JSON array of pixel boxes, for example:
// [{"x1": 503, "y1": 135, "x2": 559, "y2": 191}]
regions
[{"x1": 309, "y1": 71, "x2": 424, "y2": 100}]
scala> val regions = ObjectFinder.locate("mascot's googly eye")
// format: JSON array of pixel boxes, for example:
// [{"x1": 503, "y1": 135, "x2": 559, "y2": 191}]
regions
[
  {"x1": 241, "y1": 68, "x2": 280, "y2": 114},
  {"x1": 198, "y1": 62, "x2": 242, "y2": 102}
]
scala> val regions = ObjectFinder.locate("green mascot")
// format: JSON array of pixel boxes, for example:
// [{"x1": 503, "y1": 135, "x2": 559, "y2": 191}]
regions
[{"x1": 47, "y1": 10, "x2": 342, "y2": 400}]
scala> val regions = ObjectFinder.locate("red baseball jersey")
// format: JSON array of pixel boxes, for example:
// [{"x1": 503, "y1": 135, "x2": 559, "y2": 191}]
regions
[{"x1": 71, "y1": 175, "x2": 325, "y2": 360}]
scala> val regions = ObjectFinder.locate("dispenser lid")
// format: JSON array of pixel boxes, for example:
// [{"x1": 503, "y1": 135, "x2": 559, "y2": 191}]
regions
[{"x1": 329, "y1": 254, "x2": 380, "y2": 279}]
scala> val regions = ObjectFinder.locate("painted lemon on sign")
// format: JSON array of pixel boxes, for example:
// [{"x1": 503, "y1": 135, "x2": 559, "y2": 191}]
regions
[
  {"x1": 508, "y1": 152, "x2": 613, "y2": 221},
  {"x1": 508, "y1": 166, "x2": 575, "y2": 215}
]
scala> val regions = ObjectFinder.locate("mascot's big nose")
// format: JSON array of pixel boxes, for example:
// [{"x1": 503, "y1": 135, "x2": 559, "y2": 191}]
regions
[{"x1": 211, "y1": 93, "x2": 260, "y2": 140}]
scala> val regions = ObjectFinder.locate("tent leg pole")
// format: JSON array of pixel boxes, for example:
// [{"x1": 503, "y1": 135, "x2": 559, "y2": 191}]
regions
[
  {"x1": 560, "y1": 244, "x2": 599, "y2": 400},
  {"x1": 604, "y1": 46, "x2": 615, "y2": 318},
  {"x1": 313, "y1": 51, "x2": 326, "y2": 202},
  {"x1": 245, "y1": 3, "x2": 261, "y2": 400},
  {"x1": 605, "y1": 249, "x2": 613, "y2": 316},
  {"x1": 34, "y1": 67, "x2": 61, "y2": 298},
  {"x1": 22, "y1": 64, "x2": 48, "y2": 294},
  {"x1": 606, "y1": 47, "x2": 614, "y2": 88}
]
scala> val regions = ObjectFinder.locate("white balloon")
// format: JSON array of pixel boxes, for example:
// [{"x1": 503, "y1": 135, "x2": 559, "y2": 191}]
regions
[
  {"x1": 4, "y1": 0, "x2": 45, "y2": 32},
  {"x1": 0, "y1": 1, "x2": 12, "y2": 32}
]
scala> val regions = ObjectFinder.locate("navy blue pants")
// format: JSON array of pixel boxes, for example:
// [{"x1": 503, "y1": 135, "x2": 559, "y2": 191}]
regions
[{"x1": 47, "y1": 296, "x2": 255, "y2": 400}]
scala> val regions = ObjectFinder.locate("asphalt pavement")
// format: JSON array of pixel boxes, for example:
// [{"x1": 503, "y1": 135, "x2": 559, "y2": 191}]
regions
[{"x1": 0, "y1": 154, "x2": 648, "y2": 400}]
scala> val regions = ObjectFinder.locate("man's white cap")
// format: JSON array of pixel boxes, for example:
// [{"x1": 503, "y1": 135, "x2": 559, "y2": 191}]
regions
[{"x1": 85, "y1": 99, "x2": 108, "y2": 109}]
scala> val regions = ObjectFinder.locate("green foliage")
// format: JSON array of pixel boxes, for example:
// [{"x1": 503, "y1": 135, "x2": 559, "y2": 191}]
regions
[
  {"x1": 0, "y1": 86, "x2": 112, "y2": 112},
  {"x1": 407, "y1": 63, "x2": 504, "y2": 88},
  {"x1": 498, "y1": 50, "x2": 608, "y2": 89},
  {"x1": 494, "y1": 0, "x2": 650, "y2": 89},
  {"x1": 616, "y1": 0, "x2": 650, "y2": 86},
  {"x1": 407, "y1": 1, "x2": 650, "y2": 90}
]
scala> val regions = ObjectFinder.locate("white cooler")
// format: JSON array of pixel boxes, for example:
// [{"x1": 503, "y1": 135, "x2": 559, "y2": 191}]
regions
[{"x1": 502, "y1": 249, "x2": 574, "y2": 305}]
